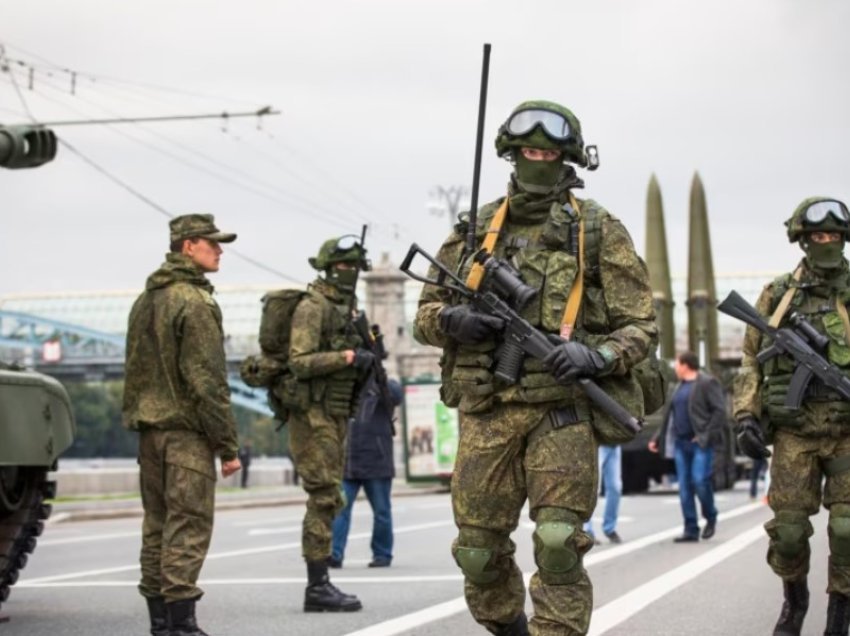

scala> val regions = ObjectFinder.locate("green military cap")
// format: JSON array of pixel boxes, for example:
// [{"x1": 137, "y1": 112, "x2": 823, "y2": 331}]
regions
[{"x1": 169, "y1": 213, "x2": 237, "y2": 244}]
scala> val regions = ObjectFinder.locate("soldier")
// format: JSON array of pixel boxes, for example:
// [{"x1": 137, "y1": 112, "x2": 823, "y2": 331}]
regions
[
  {"x1": 123, "y1": 214, "x2": 242, "y2": 636},
  {"x1": 734, "y1": 197, "x2": 850, "y2": 636},
  {"x1": 288, "y1": 236, "x2": 374, "y2": 612},
  {"x1": 413, "y1": 101, "x2": 657, "y2": 635}
]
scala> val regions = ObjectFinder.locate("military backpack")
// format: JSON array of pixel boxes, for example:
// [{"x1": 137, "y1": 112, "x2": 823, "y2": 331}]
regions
[{"x1": 240, "y1": 289, "x2": 311, "y2": 421}]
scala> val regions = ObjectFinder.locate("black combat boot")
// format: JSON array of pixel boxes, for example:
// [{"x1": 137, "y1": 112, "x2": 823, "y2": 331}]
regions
[
  {"x1": 145, "y1": 596, "x2": 169, "y2": 636},
  {"x1": 167, "y1": 598, "x2": 209, "y2": 636},
  {"x1": 825, "y1": 592, "x2": 850, "y2": 636},
  {"x1": 489, "y1": 612, "x2": 529, "y2": 636},
  {"x1": 304, "y1": 560, "x2": 363, "y2": 612},
  {"x1": 774, "y1": 579, "x2": 809, "y2": 636}
]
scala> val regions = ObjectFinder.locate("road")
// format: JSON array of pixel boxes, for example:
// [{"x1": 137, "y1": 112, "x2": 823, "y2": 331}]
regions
[{"x1": 1, "y1": 482, "x2": 835, "y2": 635}]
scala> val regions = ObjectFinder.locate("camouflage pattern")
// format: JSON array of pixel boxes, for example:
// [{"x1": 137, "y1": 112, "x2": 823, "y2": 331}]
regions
[
  {"x1": 123, "y1": 252, "x2": 239, "y2": 461},
  {"x1": 124, "y1": 251, "x2": 237, "y2": 602},
  {"x1": 169, "y1": 213, "x2": 236, "y2": 244},
  {"x1": 785, "y1": 197, "x2": 850, "y2": 243},
  {"x1": 308, "y1": 236, "x2": 369, "y2": 271},
  {"x1": 734, "y1": 257, "x2": 850, "y2": 594},
  {"x1": 137, "y1": 429, "x2": 215, "y2": 602},
  {"x1": 495, "y1": 100, "x2": 587, "y2": 166},
  {"x1": 414, "y1": 176, "x2": 655, "y2": 634},
  {"x1": 288, "y1": 276, "x2": 363, "y2": 560}
]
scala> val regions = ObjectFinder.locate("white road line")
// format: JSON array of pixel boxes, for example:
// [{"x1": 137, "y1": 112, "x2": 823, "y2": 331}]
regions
[
  {"x1": 44, "y1": 512, "x2": 71, "y2": 526},
  {"x1": 588, "y1": 523, "x2": 766, "y2": 635},
  {"x1": 37, "y1": 531, "x2": 140, "y2": 547},
  {"x1": 247, "y1": 524, "x2": 302, "y2": 536},
  {"x1": 341, "y1": 500, "x2": 767, "y2": 636},
  {"x1": 20, "y1": 574, "x2": 465, "y2": 588},
  {"x1": 18, "y1": 519, "x2": 455, "y2": 586}
]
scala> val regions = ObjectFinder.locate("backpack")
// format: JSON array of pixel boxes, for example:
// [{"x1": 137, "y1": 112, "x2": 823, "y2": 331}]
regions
[{"x1": 240, "y1": 289, "x2": 311, "y2": 420}]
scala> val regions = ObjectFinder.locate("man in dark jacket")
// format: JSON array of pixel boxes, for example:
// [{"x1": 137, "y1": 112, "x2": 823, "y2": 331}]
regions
[
  {"x1": 329, "y1": 377, "x2": 403, "y2": 568},
  {"x1": 649, "y1": 351, "x2": 726, "y2": 542}
]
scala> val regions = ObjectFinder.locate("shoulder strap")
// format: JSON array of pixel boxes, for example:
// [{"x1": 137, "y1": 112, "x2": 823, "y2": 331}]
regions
[
  {"x1": 768, "y1": 267, "x2": 802, "y2": 328},
  {"x1": 465, "y1": 197, "x2": 509, "y2": 290},
  {"x1": 560, "y1": 193, "x2": 585, "y2": 340}
]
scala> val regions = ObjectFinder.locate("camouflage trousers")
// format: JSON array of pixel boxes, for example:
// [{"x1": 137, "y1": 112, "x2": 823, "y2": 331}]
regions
[
  {"x1": 288, "y1": 404, "x2": 347, "y2": 561},
  {"x1": 767, "y1": 428, "x2": 850, "y2": 595},
  {"x1": 137, "y1": 429, "x2": 216, "y2": 602},
  {"x1": 452, "y1": 403, "x2": 598, "y2": 636}
]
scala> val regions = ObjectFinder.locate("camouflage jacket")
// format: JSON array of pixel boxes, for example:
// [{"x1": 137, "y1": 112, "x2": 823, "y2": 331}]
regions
[
  {"x1": 413, "y1": 192, "x2": 657, "y2": 414},
  {"x1": 122, "y1": 253, "x2": 239, "y2": 461},
  {"x1": 288, "y1": 278, "x2": 358, "y2": 380},
  {"x1": 734, "y1": 258, "x2": 850, "y2": 437}
]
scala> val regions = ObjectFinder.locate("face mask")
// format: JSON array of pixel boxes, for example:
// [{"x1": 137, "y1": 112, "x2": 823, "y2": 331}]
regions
[
  {"x1": 326, "y1": 266, "x2": 359, "y2": 292},
  {"x1": 803, "y1": 238, "x2": 845, "y2": 270},
  {"x1": 514, "y1": 153, "x2": 563, "y2": 190}
]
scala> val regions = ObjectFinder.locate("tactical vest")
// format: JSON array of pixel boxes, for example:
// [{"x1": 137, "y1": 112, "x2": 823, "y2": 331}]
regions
[
  {"x1": 441, "y1": 196, "x2": 649, "y2": 438},
  {"x1": 761, "y1": 270, "x2": 850, "y2": 434}
]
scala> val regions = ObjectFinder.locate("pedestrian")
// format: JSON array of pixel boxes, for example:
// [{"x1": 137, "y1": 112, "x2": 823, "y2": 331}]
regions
[
  {"x1": 238, "y1": 440, "x2": 253, "y2": 488},
  {"x1": 584, "y1": 445, "x2": 623, "y2": 545},
  {"x1": 123, "y1": 213, "x2": 242, "y2": 636},
  {"x1": 286, "y1": 236, "x2": 374, "y2": 612},
  {"x1": 413, "y1": 100, "x2": 658, "y2": 635},
  {"x1": 749, "y1": 456, "x2": 766, "y2": 500},
  {"x1": 734, "y1": 197, "x2": 850, "y2": 636},
  {"x1": 329, "y1": 376, "x2": 403, "y2": 568},
  {"x1": 649, "y1": 351, "x2": 725, "y2": 543}
]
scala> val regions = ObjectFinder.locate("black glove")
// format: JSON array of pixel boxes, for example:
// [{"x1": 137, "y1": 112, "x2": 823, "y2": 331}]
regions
[
  {"x1": 439, "y1": 305, "x2": 505, "y2": 344},
  {"x1": 352, "y1": 348, "x2": 376, "y2": 371},
  {"x1": 737, "y1": 417, "x2": 771, "y2": 459},
  {"x1": 543, "y1": 341, "x2": 607, "y2": 383}
]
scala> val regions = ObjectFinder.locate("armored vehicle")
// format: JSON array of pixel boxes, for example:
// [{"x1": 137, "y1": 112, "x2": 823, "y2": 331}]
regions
[{"x1": 1, "y1": 124, "x2": 74, "y2": 618}]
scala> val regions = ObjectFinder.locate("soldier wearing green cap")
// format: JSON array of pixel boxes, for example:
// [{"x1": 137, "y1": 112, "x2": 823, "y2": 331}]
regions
[
  {"x1": 414, "y1": 101, "x2": 657, "y2": 635},
  {"x1": 123, "y1": 213, "x2": 241, "y2": 636},
  {"x1": 287, "y1": 235, "x2": 373, "y2": 612},
  {"x1": 734, "y1": 197, "x2": 850, "y2": 636}
]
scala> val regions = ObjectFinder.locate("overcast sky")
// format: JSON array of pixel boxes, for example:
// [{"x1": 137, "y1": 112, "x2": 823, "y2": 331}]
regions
[{"x1": 1, "y1": 0, "x2": 849, "y2": 298}]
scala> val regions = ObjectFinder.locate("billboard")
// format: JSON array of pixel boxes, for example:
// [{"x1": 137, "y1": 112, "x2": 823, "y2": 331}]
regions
[{"x1": 402, "y1": 380, "x2": 459, "y2": 482}]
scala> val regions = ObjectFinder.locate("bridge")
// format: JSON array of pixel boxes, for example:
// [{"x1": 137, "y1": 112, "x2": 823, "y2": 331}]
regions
[{"x1": 0, "y1": 306, "x2": 273, "y2": 416}]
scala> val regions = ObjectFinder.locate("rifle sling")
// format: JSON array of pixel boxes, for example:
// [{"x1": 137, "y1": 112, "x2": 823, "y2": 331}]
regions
[
  {"x1": 836, "y1": 297, "x2": 850, "y2": 348},
  {"x1": 769, "y1": 267, "x2": 803, "y2": 328},
  {"x1": 466, "y1": 198, "x2": 509, "y2": 290},
  {"x1": 560, "y1": 193, "x2": 584, "y2": 340}
]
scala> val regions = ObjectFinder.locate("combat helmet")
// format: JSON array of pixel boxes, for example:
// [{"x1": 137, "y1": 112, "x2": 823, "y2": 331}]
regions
[
  {"x1": 309, "y1": 235, "x2": 370, "y2": 292},
  {"x1": 785, "y1": 197, "x2": 850, "y2": 243},
  {"x1": 495, "y1": 100, "x2": 595, "y2": 169}
]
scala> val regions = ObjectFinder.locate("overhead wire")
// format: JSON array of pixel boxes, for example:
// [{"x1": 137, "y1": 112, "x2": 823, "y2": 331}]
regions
[{"x1": 1, "y1": 56, "x2": 303, "y2": 285}]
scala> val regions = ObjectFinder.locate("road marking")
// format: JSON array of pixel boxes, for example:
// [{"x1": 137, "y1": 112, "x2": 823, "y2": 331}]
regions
[
  {"x1": 18, "y1": 519, "x2": 455, "y2": 586},
  {"x1": 37, "y1": 531, "x2": 140, "y2": 547},
  {"x1": 588, "y1": 523, "x2": 766, "y2": 635},
  {"x1": 339, "y1": 500, "x2": 766, "y2": 636},
  {"x1": 44, "y1": 512, "x2": 71, "y2": 526},
  {"x1": 20, "y1": 574, "x2": 465, "y2": 588},
  {"x1": 247, "y1": 524, "x2": 302, "y2": 536}
]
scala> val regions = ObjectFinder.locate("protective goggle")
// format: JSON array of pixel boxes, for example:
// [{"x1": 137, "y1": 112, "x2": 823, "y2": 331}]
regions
[
  {"x1": 803, "y1": 200, "x2": 850, "y2": 226},
  {"x1": 334, "y1": 235, "x2": 361, "y2": 252},
  {"x1": 505, "y1": 108, "x2": 573, "y2": 141}
]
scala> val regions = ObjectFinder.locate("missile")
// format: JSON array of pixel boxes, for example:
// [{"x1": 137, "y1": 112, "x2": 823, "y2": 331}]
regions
[{"x1": 644, "y1": 174, "x2": 676, "y2": 360}]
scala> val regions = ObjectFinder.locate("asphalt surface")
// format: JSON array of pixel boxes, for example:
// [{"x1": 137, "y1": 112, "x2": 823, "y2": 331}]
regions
[{"x1": 1, "y1": 481, "x2": 835, "y2": 635}]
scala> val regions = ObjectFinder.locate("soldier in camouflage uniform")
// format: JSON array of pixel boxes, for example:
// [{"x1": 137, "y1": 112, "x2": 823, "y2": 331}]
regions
[
  {"x1": 288, "y1": 236, "x2": 373, "y2": 612},
  {"x1": 123, "y1": 214, "x2": 242, "y2": 636},
  {"x1": 735, "y1": 198, "x2": 850, "y2": 636},
  {"x1": 413, "y1": 101, "x2": 656, "y2": 636}
]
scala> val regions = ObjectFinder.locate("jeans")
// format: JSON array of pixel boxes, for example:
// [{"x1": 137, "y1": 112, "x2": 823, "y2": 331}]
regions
[
  {"x1": 750, "y1": 457, "x2": 766, "y2": 498},
  {"x1": 331, "y1": 478, "x2": 393, "y2": 562},
  {"x1": 674, "y1": 439, "x2": 717, "y2": 537},
  {"x1": 584, "y1": 445, "x2": 622, "y2": 536}
]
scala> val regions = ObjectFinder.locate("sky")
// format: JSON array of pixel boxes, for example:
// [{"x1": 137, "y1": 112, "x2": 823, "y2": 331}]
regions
[{"x1": 1, "y1": 0, "x2": 849, "y2": 298}]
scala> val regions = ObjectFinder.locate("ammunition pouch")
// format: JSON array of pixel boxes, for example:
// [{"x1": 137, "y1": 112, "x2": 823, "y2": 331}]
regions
[
  {"x1": 763, "y1": 373, "x2": 802, "y2": 430},
  {"x1": 824, "y1": 312, "x2": 850, "y2": 367},
  {"x1": 271, "y1": 373, "x2": 310, "y2": 414},
  {"x1": 322, "y1": 367, "x2": 358, "y2": 418},
  {"x1": 239, "y1": 354, "x2": 285, "y2": 388}
]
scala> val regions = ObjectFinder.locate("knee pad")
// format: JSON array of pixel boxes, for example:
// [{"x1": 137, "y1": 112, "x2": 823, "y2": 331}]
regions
[
  {"x1": 453, "y1": 527, "x2": 510, "y2": 586},
  {"x1": 767, "y1": 510, "x2": 813, "y2": 561},
  {"x1": 829, "y1": 504, "x2": 850, "y2": 566},
  {"x1": 532, "y1": 508, "x2": 586, "y2": 585}
]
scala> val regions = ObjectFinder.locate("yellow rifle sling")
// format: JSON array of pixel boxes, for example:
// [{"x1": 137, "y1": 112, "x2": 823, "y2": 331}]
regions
[
  {"x1": 560, "y1": 193, "x2": 584, "y2": 340},
  {"x1": 465, "y1": 198, "x2": 509, "y2": 290}
]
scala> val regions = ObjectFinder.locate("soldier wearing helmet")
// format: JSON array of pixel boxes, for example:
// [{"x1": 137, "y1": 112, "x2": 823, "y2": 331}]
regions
[
  {"x1": 735, "y1": 197, "x2": 850, "y2": 635},
  {"x1": 414, "y1": 101, "x2": 656, "y2": 635},
  {"x1": 287, "y1": 235, "x2": 373, "y2": 613}
]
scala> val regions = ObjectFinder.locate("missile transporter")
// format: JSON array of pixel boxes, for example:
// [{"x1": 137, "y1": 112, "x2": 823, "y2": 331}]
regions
[{"x1": 1, "y1": 124, "x2": 73, "y2": 618}]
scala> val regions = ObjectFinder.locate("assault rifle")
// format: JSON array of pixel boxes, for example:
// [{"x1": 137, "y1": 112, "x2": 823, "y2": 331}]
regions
[
  {"x1": 717, "y1": 290, "x2": 850, "y2": 408},
  {"x1": 350, "y1": 311, "x2": 397, "y2": 434},
  {"x1": 400, "y1": 243, "x2": 643, "y2": 435}
]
